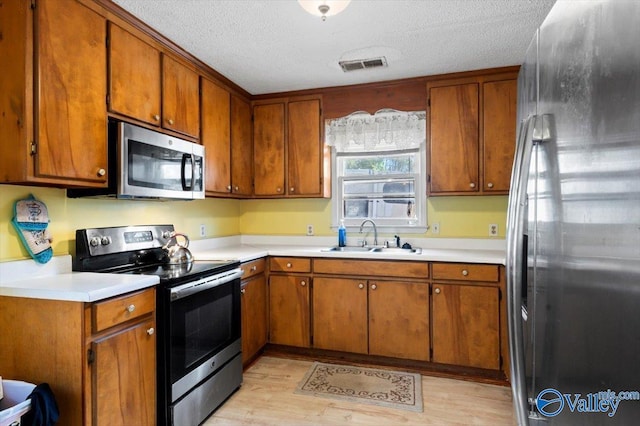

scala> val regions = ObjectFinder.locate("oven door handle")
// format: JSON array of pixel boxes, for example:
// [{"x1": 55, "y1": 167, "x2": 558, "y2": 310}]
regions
[{"x1": 170, "y1": 268, "x2": 243, "y2": 301}]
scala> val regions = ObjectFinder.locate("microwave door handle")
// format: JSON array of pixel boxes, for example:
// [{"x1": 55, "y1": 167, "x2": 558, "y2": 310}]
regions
[{"x1": 181, "y1": 154, "x2": 194, "y2": 191}]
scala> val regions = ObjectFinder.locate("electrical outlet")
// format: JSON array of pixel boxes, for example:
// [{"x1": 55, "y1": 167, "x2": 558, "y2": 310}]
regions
[
  {"x1": 199, "y1": 224, "x2": 206, "y2": 237},
  {"x1": 306, "y1": 224, "x2": 314, "y2": 236},
  {"x1": 489, "y1": 223, "x2": 498, "y2": 237},
  {"x1": 432, "y1": 222, "x2": 440, "y2": 234}
]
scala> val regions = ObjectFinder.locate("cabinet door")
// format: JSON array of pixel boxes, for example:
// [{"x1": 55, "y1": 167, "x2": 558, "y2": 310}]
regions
[
  {"x1": 92, "y1": 318, "x2": 156, "y2": 425},
  {"x1": 269, "y1": 275, "x2": 310, "y2": 347},
  {"x1": 432, "y1": 284, "x2": 500, "y2": 369},
  {"x1": 108, "y1": 23, "x2": 161, "y2": 126},
  {"x1": 483, "y1": 79, "x2": 517, "y2": 192},
  {"x1": 287, "y1": 98, "x2": 322, "y2": 196},
  {"x1": 253, "y1": 102, "x2": 285, "y2": 196},
  {"x1": 201, "y1": 78, "x2": 231, "y2": 194},
  {"x1": 241, "y1": 274, "x2": 268, "y2": 365},
  {"x1": 162, "y1": 55, "x2": 200, "y2": 138},
  {"x1": 429, "y1": 83, "x2": 479, "y2": 193},
  {"x1": 230, "y1": 95, "x2": 253, "y2": 196},
  {"x1": 313, "y1": 277, "x2": 368, "y2": 354},
  {"x1": 36, "y1": 0, "x2": 107, "y2": 184},
  {"x1": 369, "y1": 281, "x2": 429, "y2": 361}
]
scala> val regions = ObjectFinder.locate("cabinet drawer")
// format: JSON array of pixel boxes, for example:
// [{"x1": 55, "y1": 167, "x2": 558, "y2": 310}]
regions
[
  {"x1": 432, "y1": 263, "x2": 499, "y2": 282},
  {"x1": 313, "y1": 259, "x2": 428, "y2": 279},
  {"x1": 269, "y1": 257, "x2": 311, "y2": 273},
  {"x1": 241, "y1": 258, "x2": 266, "y2": 280},
  {"x1": 93, "y1": 288, "x2": 155, "y2": 333}
]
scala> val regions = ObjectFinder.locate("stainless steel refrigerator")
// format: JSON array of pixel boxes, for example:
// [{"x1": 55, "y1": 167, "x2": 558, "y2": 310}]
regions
[{"x1": 507, "y1": 1, "x2": 640, "y2": 424}]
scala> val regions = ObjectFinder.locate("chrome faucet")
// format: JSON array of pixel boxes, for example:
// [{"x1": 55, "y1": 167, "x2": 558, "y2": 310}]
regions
[{"x1": 359, "y1": 219, "x2": 378, "y2": 246}]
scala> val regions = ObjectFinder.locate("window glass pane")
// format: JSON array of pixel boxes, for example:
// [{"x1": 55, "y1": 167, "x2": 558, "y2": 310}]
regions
[
  {"x1": 343, "y1": 179, "x2": 414, "y2": 197},
  {"x1": 341, "y1": 152, "x2": 416, "y2": 176}
]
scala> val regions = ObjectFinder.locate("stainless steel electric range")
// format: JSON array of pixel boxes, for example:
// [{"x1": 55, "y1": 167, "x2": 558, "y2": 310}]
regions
[{"x1": 74, "y1": 224, "x2": 243, "y2": 426}]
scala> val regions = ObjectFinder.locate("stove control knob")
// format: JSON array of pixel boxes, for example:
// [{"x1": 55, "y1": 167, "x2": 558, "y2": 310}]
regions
[
  {"x1": 161, "y1": 231, "x2": 172, "y2": 239},
  {"x1": 89, "y1": 237, "x2": 101, "y2": 247},
  {"x1": 101, "y1": 236, "x2": 112, "y2": 246}
]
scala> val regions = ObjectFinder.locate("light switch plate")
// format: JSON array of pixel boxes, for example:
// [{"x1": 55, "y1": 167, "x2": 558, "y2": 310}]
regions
[{"x1": 306, "y1": 224, "x2": 314, "y2": 236}]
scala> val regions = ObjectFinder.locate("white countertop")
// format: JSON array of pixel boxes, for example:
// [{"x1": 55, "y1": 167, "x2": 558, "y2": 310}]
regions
[
  {"x1": 0, "y1": 236, "x2": 505, "y2": 302},
  {"x1": 191, "y1": 235, "x2": 506, "y2": 265},
  {"x1": 0, "y1": 255, "x2": 159, "y2": 302}
]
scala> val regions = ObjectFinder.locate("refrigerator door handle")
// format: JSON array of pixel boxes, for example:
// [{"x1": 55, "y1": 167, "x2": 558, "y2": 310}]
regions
[{"x1": 506, "y1": 114, "x2": 537, "y2": 425}]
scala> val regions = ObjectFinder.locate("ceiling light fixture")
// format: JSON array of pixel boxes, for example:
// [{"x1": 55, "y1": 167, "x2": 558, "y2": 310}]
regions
[{"x1": 298, "y1": 0, "x2": 351, "y2": 21}]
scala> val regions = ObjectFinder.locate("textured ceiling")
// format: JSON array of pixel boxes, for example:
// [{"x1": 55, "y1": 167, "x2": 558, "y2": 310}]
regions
[{"x1": 112, "y1": 0, "x2": 556, "y2": 95}]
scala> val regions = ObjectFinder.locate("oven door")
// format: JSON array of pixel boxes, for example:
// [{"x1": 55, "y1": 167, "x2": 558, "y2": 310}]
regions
[
  {"x1": 167, "y1": 268, "x2": 242, "y2": 401},
  {"x1": 118, "y1": 121, "x2": 205, "y2": 199}
]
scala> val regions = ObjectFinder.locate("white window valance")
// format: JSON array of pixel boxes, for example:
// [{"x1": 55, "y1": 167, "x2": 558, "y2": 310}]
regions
[{"x1": 326, "y1": 109, "x2": 426, "y2": 153}]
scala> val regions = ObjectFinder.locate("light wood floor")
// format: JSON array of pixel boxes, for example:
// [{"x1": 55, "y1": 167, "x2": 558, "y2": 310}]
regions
[{"x1": 204, "y1": 356, "x2": 516, "y2": 425}]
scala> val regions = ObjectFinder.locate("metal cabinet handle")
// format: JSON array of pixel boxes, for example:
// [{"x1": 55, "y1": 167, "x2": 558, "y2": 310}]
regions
[
  {"x1": 276, "y1": 187, "x2": 282, "y2": 193},
  {"x1": 97, "y1": 168, "x2": 106, "y2": 177},
  {"x1": 167, "y1": 118, "x2": 174, "y2": 125},
  {"x1": 487, "y1": 182, "x2": 494, "y2": 188},
  {"x1": 371, "y1": 284, "x2": 377, "y2": 290},
  {"x1": 469, "y1": 182, "x2": 476, "y2": 188},
  {"x1": 286, "y1": 262, "x2": 292, "y2": 268},
  {"x1": 434, "y1": 288, "x2": 441, "y2": 294},
  {"x1": 226, "y1": 185, "x2": 232, "y2": 191},
  {"x1": 251, "y1": 266, "x2": 257, "y2": 272},
  {"x1": 126, "y1": 304, "x2": 135, "y2": 313},
  {"x1": 300, "y1": 280, "x2": 306, "y2": 286},
  {"x1": 358, "y1": 283, "x2": 364, "y2": 289},
  {"x1": 234, "y1": 185, "x2": 239, "y2": 191},
  {"x1": 240, "y1": 288, "x2": 246, "y2": 294},
  {"x1": 290, "y1": 187, "x2": 295, "y2": 193},
  {"x1": 462, "y1": 269, "x2": 469, "y2": 276},
  {"x1": 146, "y1": 327, "x2": 154, "y2": 336},
  {"x1": 153, "y1": 114, "x2": 160, "y2": 121}
]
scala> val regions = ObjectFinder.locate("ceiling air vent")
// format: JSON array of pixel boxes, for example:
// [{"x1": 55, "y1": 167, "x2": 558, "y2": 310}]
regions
[{"x1": 339, "y1": 56, "x2": 388, "y2": 72}]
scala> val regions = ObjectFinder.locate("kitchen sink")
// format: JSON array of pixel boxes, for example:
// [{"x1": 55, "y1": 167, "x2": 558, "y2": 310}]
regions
[
  {"x1": 321, "y1": 246, "x2": 422, "y2": 254},
  {"x1": 322, "y1": 246, "x2": 376, "y2": 252},
  {"x1": 370, "y1": 247, "x2": 422, "y2": 254}
]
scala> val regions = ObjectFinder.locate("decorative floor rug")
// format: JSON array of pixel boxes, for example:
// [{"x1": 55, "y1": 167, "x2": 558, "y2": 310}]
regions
[{"x1": 295, "y1": 362, "x2": 423, "y2": 412}]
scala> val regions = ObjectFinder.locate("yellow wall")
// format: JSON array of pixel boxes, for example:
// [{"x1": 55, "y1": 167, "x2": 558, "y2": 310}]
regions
[
  {"x1": 1, "y1": 183, "x2": 507, "y2": 262},
  {"x1": 239, "y1": 196, "x2": 508, "y2": 238},
  {"x1": 0, "y1": 184, "x2": 240, "y2": 261}
]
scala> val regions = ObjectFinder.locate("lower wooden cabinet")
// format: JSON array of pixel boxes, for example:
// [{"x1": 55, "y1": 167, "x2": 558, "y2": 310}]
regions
[
  {"x1": 91, "y1": 316, "x2": 156, "y2": 425},
  {"x1": 369, "y1": 280, "x2": 430, "y2": 361},
  {"x1": 313, "y1": 277, "x2": 430, "y2": 361},
  {"x1": 267, "y1": 257, "x2": 506, "y2": 379},
  {"x1": 431, "y1": 283, "x2": 500, "y2": 370},
  {"x1": 0, "y1": 287, "x2": 156, "y2": 426},
  {"x1": 241, "y1": 274, "x2": 268, "y2": 365},
  {"x1": 313, "y1": 277, "x2": 368, "y2": 354},
  {"x1": 269, "y1": 274, "x2": 311, "y2": 347}
]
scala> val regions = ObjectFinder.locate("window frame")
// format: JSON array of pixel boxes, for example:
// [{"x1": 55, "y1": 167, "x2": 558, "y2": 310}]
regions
[{"x1": 331, "y1": 144, "x2": 428, "y2": 233}]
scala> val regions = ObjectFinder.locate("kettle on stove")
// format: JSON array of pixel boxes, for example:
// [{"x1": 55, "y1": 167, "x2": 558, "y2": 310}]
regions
[{"x1": 162, "y1": 232, "x2": 194, "y2": 265}]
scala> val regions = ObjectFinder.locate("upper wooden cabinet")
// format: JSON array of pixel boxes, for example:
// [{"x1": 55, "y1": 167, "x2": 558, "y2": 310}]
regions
[
  {"x1": 253, "y1": 101, "x2": 286, "y2": 196},
  {"x1": 201, "y1": 77, "x2": 231, "y2": 195},
  {"x1": 162, "y1": 55, "x2": 200, "y2": 138},
  {"x1": 253, "y1": 96, "x2": 326, "y2": 198},
  {"x1": 427, "y1": 71, "x2": 518, "y2": 195},
  {"x1": 483, "y1": 79, "x2": 517, "y2": 192},
  {"x1": 108, "y1": 23, "x2": 162, "y2": 127},
  {"x1": 230, "y1": 95, "x2": 253, "y2": 196},
  {"x1": 429, "y1": 83, "x2": 479, "y2": 193},
  {"x1": 108, "y1": 24, "x2": 200, "y2": 139},
  {"x1": 0, "y1": 0, "x2": 108, "y2": 187}
]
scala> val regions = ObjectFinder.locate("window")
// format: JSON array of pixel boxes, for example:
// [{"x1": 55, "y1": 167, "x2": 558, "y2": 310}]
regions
[{"x1": 327, "y1": 109, "x2": 427, "y2": 231}]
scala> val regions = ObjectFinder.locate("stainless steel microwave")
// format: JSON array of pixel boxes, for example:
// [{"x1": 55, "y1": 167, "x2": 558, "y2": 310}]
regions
[{"x1": 69, "y1": 121, "x2": 205, "y2": 200}]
